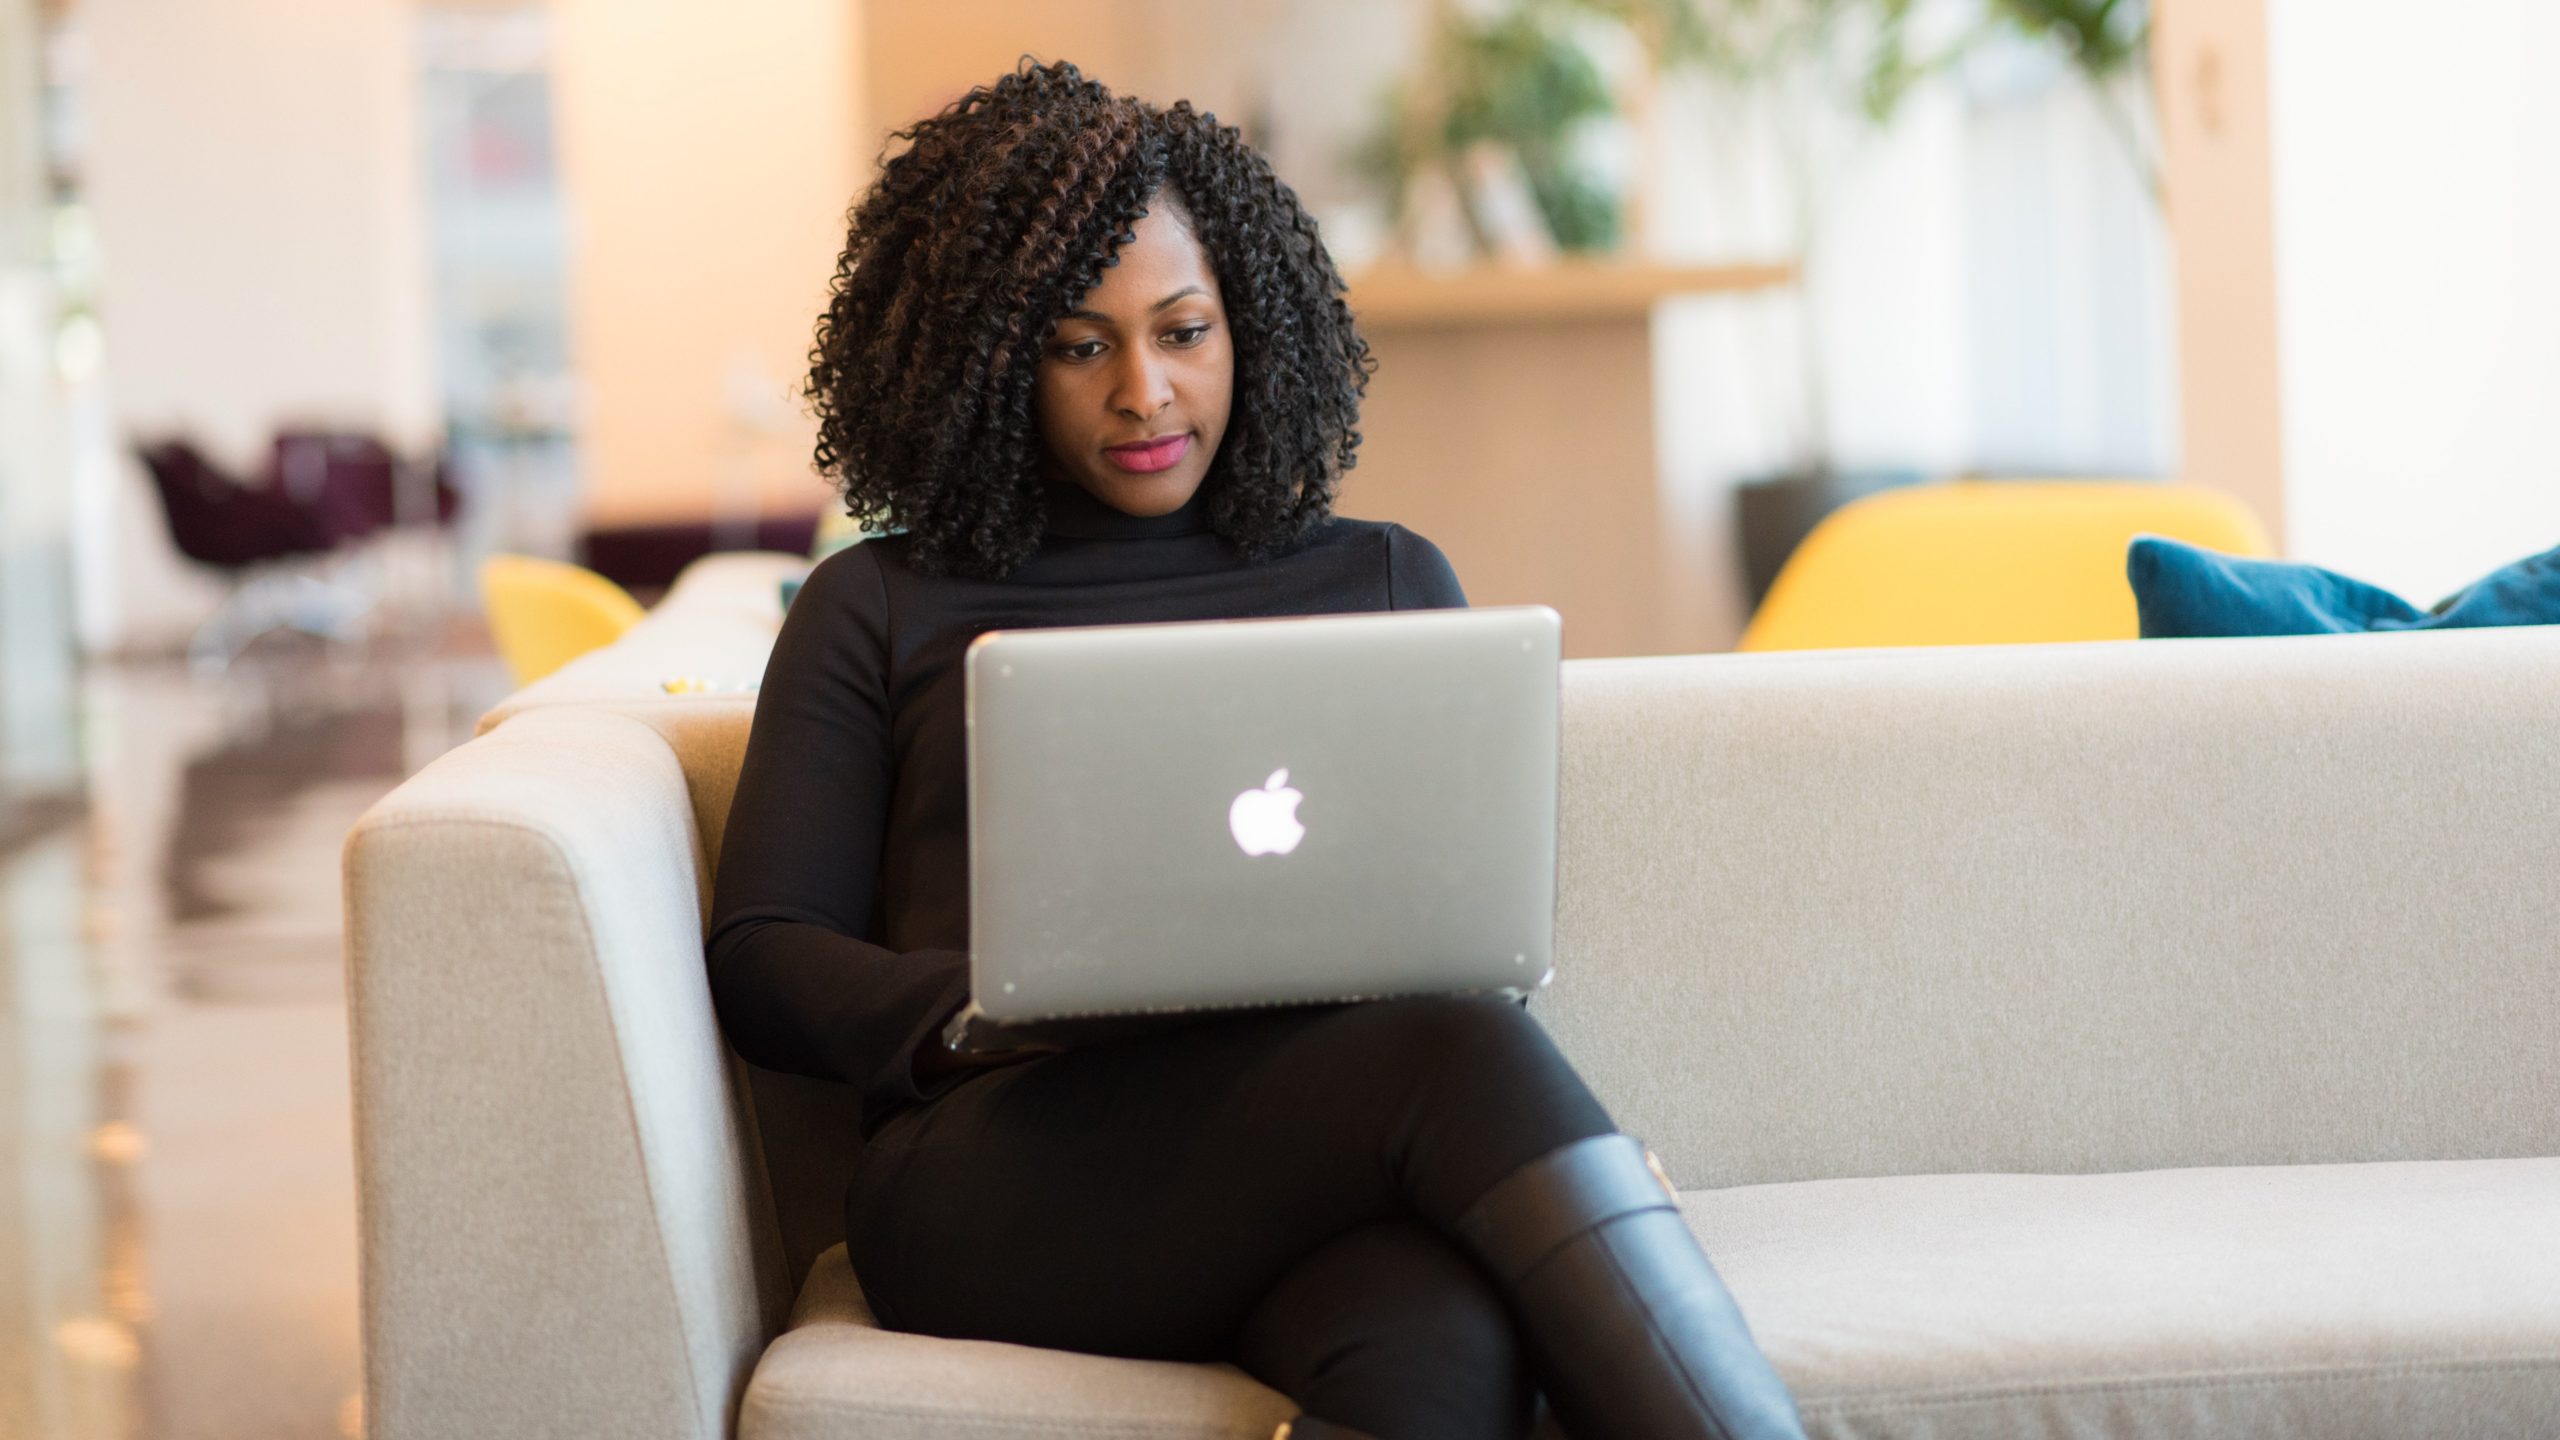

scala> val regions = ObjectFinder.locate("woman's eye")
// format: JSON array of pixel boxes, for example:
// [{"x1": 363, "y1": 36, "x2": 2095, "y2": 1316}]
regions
[
  {"x1": 1166, "y1": 324, "x2": 1211, "y2": 347},
  {"x1": 1056, "y1": 339, "x2": 1106, "y2": 362}
]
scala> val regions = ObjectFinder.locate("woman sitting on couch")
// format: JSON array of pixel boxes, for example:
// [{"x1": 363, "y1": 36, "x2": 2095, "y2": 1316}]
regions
[{"x1": 705, "y1": 58, "x2": 1805, "y2": 1440}]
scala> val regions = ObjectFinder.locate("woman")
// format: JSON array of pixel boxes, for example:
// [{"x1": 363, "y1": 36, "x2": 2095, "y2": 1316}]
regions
[{"x1": 708, "y1": 59, "x2": 1806, "y2": 1440}]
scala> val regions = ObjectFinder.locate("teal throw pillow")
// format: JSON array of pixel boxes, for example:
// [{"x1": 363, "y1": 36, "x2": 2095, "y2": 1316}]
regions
[{"x1": 2128, "y1": 535, "x2": 2560, "y2": 639}]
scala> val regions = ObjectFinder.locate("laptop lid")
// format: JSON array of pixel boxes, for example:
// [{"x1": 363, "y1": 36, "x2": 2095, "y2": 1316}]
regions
[{"x1": 964, "y1": 605, "x2": 1561, "y2": 1024}]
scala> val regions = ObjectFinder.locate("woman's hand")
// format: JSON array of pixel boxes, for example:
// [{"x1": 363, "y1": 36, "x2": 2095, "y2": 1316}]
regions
[{"x1": 912, "y1": 1035, "x2": 1044, "y2": 1083}]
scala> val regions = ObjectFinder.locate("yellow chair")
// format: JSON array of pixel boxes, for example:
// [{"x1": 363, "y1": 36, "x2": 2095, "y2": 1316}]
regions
[
  {"x1": 1738, "y1": 479, "x2": 2275, "y2": 652},
  {"x1": 479, "y1": 553, "x2": 648, "y2": 686}
]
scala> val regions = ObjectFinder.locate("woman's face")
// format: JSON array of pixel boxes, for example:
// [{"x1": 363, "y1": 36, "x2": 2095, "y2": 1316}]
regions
[{"x1": 1034, "y1": 198, "x2": 1233, "y2": 517}]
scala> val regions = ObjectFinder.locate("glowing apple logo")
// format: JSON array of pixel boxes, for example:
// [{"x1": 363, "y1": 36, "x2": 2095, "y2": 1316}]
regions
[{"x1": 1228, "y1": 768, "x2": 1307, "y2": 857}]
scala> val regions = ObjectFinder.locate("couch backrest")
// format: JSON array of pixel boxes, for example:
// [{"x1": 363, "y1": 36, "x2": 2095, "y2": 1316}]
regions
[
  {"x1": 1538, "y1": 626, "x2": 2560, "y2": 1190},
  {"x1": 600, "y1": 624, "x2": 2560, "y2": 1245}
]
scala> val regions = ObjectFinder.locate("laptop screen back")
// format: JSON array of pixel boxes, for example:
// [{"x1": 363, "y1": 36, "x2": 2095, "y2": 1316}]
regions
[{"x1": 965, "y1": 605, "x2": 1561, "y2": 1021}]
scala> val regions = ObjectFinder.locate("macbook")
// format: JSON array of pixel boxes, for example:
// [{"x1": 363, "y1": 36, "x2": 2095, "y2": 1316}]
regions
[{"x1": 944, "y1": 604, "x2": 1562, "y2": 1051}]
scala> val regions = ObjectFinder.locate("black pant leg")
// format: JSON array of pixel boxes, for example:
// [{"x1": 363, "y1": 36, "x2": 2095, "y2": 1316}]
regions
[
  {"x1": 842, "y1": 993, "x2": 1615, "y2": 1361},
  {"x1": 1233, "y1": 1216, "x2": 1536, "y2": 1440}
]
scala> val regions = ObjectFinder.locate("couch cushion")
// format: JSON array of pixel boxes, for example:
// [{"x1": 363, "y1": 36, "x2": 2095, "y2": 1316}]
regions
[
  {"x1": 750, "y1": 1157, "x2": 2560, "y2": 1439},
  {"x1": 741, "y1": 1244, "x2": 1297, "y2": 1440},
  {"x1": 1705, "y1": 1157, "x2": 2560, "y2": 1437}
]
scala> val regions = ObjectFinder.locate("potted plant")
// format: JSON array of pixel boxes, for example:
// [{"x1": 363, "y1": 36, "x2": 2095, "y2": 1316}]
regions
[{"x1": 1354, "y1": 2, "x2": 1641, "y2": 264}]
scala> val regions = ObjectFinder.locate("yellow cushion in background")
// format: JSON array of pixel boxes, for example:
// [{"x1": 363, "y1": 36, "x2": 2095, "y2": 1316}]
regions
[
  {"x1": 479, "y1": 553, "x2": 649, "y2": 686},
  {"x1": 1738, "y1": 479, "x2": 2274, "y2": 652}
]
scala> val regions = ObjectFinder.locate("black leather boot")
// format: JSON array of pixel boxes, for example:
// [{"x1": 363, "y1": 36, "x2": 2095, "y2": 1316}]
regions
[
  {"x1": 1272, "y1": 1418, "x2": 1378, "y2": 1440},
  {"x1": 1454, "y1": 1133, "x2": 1807, "y2": 1440}
]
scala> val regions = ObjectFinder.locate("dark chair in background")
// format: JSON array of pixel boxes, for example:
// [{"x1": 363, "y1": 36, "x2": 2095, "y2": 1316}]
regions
[
  {"x1": 139, "y1": 438, "x2": 336, "y2": 566},
  {"x1": 271, "y1": 429, "x2": 463, "y2": 543},
  {"x1": 579, "y1": 512, "x2": 819, "y2": 600},
  {"x1": 137, "y1": 434, "x2": 461, "y2": 669}
]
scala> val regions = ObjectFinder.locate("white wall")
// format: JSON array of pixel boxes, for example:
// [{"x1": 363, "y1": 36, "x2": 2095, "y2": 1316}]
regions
[
  {"x1": 79, "y1": 0, "x2": 435, "y2": 651},
  {"x1": 2267, "y1": 0, "x2": 2560, "y2": 601}
]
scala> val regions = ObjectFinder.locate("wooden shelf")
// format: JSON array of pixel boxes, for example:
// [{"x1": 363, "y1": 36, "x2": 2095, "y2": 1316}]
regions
[{"x1": 1344, "y1": 258, "x2": 1798, "y2": 328}]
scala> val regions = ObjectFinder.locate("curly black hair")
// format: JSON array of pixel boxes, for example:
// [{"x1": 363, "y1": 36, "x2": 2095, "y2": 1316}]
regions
[{"x1": 806, "y1": 59, "x2": 1374, "y2": 579}]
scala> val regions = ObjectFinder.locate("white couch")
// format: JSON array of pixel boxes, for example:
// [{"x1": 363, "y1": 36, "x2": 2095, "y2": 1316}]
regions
[{"x1": 344, "y1": 553, "x2": 2560, "y2": 1439}]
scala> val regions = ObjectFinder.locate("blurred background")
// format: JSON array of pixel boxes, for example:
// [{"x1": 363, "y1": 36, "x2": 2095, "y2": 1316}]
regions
[{"x1": 2, "y1": 0, "x2": 2555, "y2": 1436}]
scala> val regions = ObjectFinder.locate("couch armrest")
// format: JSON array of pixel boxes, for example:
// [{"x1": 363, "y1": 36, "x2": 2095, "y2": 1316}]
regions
[
  {"x1": 345, "y1": 707, "x2": 789, "y2": 1440},
  {"x1": 475, "y1": 552, "x2": 801, "y2": 735}
]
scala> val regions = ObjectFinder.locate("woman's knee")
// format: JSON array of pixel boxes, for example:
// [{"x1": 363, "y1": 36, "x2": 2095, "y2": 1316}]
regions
[{"x1": 1311, "y1": 996, "x2": 1616, "y2": 1218}]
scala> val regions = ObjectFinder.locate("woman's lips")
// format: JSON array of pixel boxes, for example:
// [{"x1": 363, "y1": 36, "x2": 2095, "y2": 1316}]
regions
[{"x1": 1101, "y1": 433, "x2": 1191, "y2": 474}]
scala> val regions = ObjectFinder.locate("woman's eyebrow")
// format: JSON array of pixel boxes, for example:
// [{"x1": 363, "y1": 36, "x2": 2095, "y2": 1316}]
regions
[{"x1": 1062, "y1": 285, "x2": 1208, "y2": 325}]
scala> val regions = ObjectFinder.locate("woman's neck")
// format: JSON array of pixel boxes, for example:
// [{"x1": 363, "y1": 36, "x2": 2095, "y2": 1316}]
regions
[{"x1": 1040, "y1": 475, "x2": 1216, "y2": 541}]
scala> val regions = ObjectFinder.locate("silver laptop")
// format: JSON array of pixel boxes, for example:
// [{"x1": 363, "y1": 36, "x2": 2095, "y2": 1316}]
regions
[{"x1": 943, "y1": 605, "x2": 1562, "y2": 1052}]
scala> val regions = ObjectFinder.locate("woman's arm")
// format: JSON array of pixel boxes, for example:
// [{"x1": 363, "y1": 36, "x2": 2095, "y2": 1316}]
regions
[{"x1": 706, "y1": 544, "x2": 990, "y2": 1118}]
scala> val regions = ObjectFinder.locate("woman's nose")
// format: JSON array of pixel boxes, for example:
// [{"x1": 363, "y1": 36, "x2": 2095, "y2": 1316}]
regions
[{"x1": 1109, "y1": 349, "x2": 1174, "y2": 420}]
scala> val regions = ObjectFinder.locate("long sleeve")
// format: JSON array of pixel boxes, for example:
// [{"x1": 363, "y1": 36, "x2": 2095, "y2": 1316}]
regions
[{"x1": 706, "y1": 544, "x2": 970, "y2": 1124}]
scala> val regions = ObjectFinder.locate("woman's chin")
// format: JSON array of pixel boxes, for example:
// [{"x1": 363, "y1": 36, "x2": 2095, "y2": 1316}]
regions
[{"x1": 1088, "y1": 468, "x2": 1204, "y2": 516}]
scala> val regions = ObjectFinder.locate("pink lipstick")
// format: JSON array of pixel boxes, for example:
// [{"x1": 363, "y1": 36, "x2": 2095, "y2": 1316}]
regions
[{"x1": 1102, "y1": 433, "x2": 1191, "y2": 474}]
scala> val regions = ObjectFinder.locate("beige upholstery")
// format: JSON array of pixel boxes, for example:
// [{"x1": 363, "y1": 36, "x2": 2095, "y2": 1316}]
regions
[
  {"x1": 344, "y1": 558, "x2": 2560, "y2": 1439},
  {"x1": 344, "y1": 706, "x2": 790, "y2": 1440},
  {"x1": 743, "y1": 1160, "x2": 2560, "y2": 1440},
  {"x1": 745, "y1": 1247, "x2": 1296, "y2": 1440},
  {"x1": 1712, "y1": 1159, "x2": 2560, "y2": 1437},
  {"x1": 1541, "y1": 627, "x2": 2560, "y2": 1189}
]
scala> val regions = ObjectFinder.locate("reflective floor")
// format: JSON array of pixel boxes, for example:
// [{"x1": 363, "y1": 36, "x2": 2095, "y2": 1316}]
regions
[{"x1": 3, "y1": 635, "x2": 509, "y2": 1440}]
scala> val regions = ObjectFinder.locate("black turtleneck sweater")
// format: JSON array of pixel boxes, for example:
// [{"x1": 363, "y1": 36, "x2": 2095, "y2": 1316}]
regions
[{"x1": 706, "y1": 479, "x2": 1469, "y2": 1135}]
